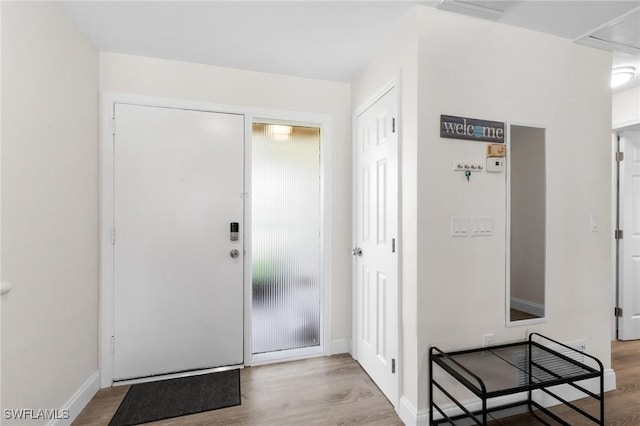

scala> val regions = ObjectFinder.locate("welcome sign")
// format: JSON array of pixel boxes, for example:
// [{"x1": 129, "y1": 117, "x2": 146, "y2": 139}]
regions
[{"x1": 440, "y1": 115, "x2": 505, "y2": 143}]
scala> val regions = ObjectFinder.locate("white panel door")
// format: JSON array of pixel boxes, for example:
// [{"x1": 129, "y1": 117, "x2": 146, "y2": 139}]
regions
[
  {"x1": 620, "y1": 130, "x2": 640, "y2": 340},
  {"x1": 113, "y1": 104, "x2": 244, "y2": 380},
  {"x1": 355, "y1": 87, "x2": 398, "y2": 405}
]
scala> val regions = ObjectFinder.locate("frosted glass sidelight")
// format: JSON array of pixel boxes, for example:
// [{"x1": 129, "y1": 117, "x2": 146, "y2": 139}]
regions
[{"x1": 252, "y1": 123, "x2": 321, "y2": 354}]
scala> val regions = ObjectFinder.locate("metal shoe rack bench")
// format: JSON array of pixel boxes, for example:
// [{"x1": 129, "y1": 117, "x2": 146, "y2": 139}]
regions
[{"x1": 429, "y1": 333, "x2": 604, "y2": 425}]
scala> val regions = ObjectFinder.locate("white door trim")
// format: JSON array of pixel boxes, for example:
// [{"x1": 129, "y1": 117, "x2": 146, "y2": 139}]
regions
[
  {"x1": 617, "y1": 129, "x2": 640, "y2": 340},
  {"x1": 612, "y1": 132, "x2": 619, "y2": 341},
  {"x1": 352, "y1": 75, "x2": 402, "y2": 409},
  {"x1": 612, "y1": 121, "x2": 640, "y2": 341},
  {"x1": 100, "y1": 93, "x2": 332, "y2": 387}
]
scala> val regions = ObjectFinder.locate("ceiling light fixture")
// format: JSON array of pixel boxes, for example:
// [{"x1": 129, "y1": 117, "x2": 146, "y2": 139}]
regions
[
  {"x1": 268, "y1": 124, "x2": 292, "y2": 141},
  {"x1": 611, "y1": 66, "x2": 636, "y2": 88}
]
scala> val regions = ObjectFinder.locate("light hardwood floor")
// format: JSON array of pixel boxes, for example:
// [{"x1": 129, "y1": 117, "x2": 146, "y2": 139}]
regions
[
  {"x1": 73, "y1": 354, "x2": 403, "y2": 425},
  {"x1": 74, "y1": 340, "x2": 640, "y2": 425},
  {"x1": 509, "y1": 309, "x2": 540, "y2": 322}
]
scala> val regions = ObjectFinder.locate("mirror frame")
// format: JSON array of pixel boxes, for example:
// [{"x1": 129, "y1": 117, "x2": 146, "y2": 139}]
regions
[{"x1": 506, "y1": 122, "x2": 548, "y2": 327}]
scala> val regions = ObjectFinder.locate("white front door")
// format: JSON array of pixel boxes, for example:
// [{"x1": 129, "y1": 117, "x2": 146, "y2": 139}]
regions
[
  {"x1": 112, "y1": 104, "x2": 244, "y2": 380},
  {"x1": 619, "y1": 130, "x2": 640, "y2": 341},
  {"x1": 355, "y1": 87, "x2": 399, "y2": 405}
]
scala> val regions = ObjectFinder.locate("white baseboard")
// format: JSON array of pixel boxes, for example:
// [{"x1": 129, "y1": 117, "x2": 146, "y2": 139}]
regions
[
  {"x1": 511, "y1": 297, "x2": 545, "y2": 317},
  {"x1": 48, "y1": 370, "x2": 100, "y2": 426},
  {"x1": 401, "y1": 369, "x2": 616, "y2": 426},
  {"x1": 607, "y1": 368, "x2": 616, "y2": 390},
  {"x1": 399, "y1": 396, "x2": 428, "y2": 426},
  {"x1": 331, "y1": 338, "x2": 351, "y2": 355}
]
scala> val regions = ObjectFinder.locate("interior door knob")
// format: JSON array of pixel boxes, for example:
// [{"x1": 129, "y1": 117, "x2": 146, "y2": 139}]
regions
[
  {"x1": 230, "y1": 249, "x2": 240, "y2": 259},
  {"x1": 352, "y1": 247, "x2": 363, "y2": 256}
]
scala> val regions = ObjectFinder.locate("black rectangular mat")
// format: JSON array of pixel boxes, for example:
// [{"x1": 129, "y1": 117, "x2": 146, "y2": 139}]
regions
[{"x1": 109, "y1": 369, "x2": 241, "y2": 426}]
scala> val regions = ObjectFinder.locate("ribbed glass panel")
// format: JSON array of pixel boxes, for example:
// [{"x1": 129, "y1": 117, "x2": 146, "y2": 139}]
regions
[{"x1": 252, "y1": 123, "x2": 321, "y2": 354}]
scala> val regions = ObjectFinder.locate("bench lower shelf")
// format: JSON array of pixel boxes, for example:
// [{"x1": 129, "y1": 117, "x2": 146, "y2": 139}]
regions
[{"x1": 429, "y1": 333, "x2": 605, "y2": 425}]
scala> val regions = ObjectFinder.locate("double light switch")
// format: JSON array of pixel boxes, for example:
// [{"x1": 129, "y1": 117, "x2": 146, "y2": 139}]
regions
[{"x1": 451, "y1": 216, "x2": 493, "y2": 237}]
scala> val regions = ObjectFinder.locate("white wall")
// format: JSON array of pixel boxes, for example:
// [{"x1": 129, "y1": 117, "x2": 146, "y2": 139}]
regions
[
  {"x1": 1, "y1": 2, "x2": 99, "y2": 423},
  {"x1": 417, "y1": 5, "x2": 612, "y2": 411},
  {"x1": 352, "y1": 8, "x2": 420, "y2": 412},
  {"x1": 612, "y1": 86, "x2": 640, "y2": 129},
  {"x1": 99, "y1": 52, "x2": 353, "y2": 347},
  {"x1": 355, "y1": 5, "x2": 614, "y2": 420}
]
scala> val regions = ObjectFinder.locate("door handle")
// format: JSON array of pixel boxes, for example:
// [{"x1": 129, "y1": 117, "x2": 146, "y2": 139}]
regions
[
  {"x1": 352, "y1": 247, "x2": 363, "y2": 257},
  {"x1": 230, "y1": 249, "x2": 240, "y2": 259}
]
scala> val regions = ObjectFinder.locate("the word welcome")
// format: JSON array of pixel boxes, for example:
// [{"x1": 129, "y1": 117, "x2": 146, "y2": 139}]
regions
[{"x1": 440, "y1": 115, "x2": 504, "y2": 143}]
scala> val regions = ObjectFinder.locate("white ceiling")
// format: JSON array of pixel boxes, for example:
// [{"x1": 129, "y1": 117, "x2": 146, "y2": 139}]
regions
[{"x1": 60, "y1": 1, "x2": 640, "y2": 89}]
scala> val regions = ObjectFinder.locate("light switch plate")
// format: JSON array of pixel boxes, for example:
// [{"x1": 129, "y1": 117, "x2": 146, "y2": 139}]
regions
[
  {"x1": 471, "y1": 216, "x2": 493, "y2": 236},
  {"x1": 451, "y1": 216, "x2": 469, "y2": 237},
  {"x1": 590, "y1": 213, "x2": 600, "y2": 232}
]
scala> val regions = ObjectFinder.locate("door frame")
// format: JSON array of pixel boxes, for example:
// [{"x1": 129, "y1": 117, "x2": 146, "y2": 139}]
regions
[
  {"x1": 351, "y1": 76, "x2": 402, "y2": 409},
  {"x1": 100, "y1": 93, "x2": 332, "y2": 387},
  {"x1": 613, "y1": 123, "x2": 640, "y2": 340},
  {"x1": 612, "y1": 132, "x2": 618, "y2": 340}
]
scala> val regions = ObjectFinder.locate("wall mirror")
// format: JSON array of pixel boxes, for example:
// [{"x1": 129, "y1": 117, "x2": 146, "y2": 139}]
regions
[{"x1": 507, "y1": 124, "x2": 547, "y2": 324}]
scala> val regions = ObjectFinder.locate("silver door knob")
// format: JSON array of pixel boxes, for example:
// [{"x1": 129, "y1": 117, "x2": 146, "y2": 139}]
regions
[
  {"x1": 230, "y1": 249, "x2": 240, "y2": 259},
  {"x1": 352, "y1": 247, "x2": 363, "y2": 256}
]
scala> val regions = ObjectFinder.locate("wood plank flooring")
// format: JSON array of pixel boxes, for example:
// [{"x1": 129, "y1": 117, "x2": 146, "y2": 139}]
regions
[
  {"x1": 73, "y1": 354, "x2": 403, "y2": 425},
  {"x1": 510, "y1": 309, "x2": 540, "y2": 322},
  {"x1": 74, "y1": 340, "x2": 640, "y2": 425}
]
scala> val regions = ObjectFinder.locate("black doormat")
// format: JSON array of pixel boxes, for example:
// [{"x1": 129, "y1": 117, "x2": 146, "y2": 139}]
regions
[{"x1": 109, "y1": 369, "x2": 241, "y2": 426}]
